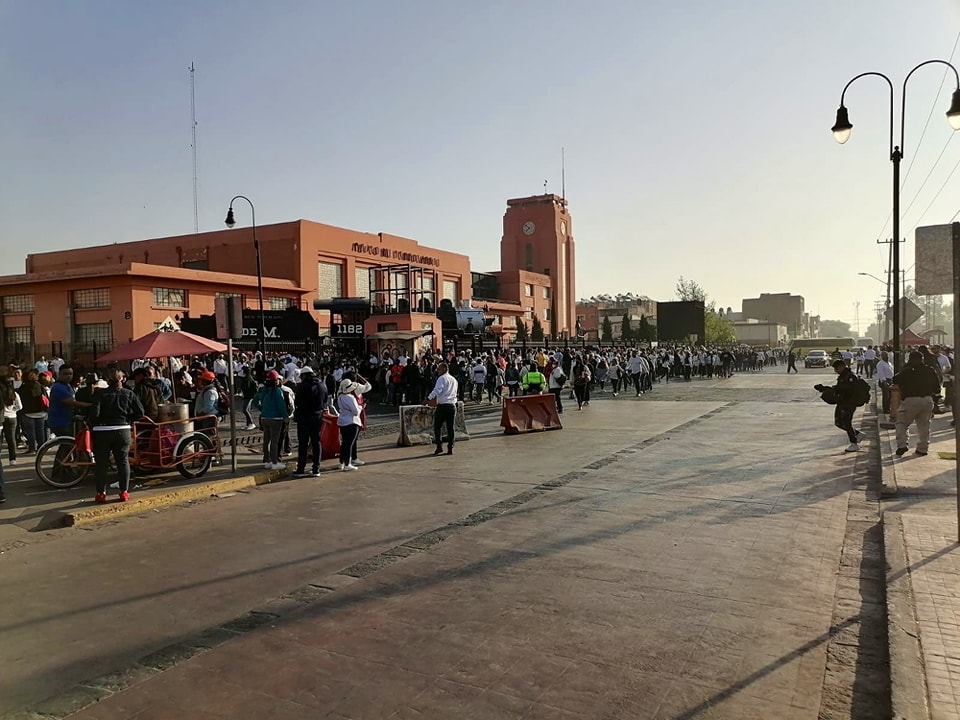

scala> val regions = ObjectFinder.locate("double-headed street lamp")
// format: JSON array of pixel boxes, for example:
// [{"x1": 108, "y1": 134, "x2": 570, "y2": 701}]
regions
[
  {"x1": 832, "y1": 60, "x2": 960, "y2": 370},
  {"x1": 224, "y1": 196, "x2": 267, "y2": 351}
]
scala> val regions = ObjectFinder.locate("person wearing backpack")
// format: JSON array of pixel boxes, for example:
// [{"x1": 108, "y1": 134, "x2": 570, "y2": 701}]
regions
[
  {"x1": 892, "y1": 351, "x2": 942, "y2": 457},
  {"x1": 251, "y1": 370, "x2": 294, "y2": 470},
  {"x1": 814, "y1": 359, "x2": 864, "y2": 453}
]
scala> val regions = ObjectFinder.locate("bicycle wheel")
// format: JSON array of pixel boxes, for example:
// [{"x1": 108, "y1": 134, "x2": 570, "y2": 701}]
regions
[
  {"x1": 35, "y1": 438, "x2": 92, "y2": 489},
  {"x1": 175, "y1": 432, "x2": 215, "y2": 479}
]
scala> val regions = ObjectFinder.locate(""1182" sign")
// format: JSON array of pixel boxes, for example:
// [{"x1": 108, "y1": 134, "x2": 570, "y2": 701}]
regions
[{"x1": 332, "y1": 323, "x2": 364, "y2": 337}]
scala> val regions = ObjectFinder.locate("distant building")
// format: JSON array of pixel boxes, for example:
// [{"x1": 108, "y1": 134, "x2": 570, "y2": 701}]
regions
[
  {"x1": 741, "y1": 293, "x2": 810, "y2": 338},
  {"x1": 576, "y1": 294, "x2": 658, "y2": 340},
  {"x1": 732, "y1": 319, "x2": 788, "y2": 346}
]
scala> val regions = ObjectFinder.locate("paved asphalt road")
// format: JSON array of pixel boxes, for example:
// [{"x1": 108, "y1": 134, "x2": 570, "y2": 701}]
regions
[{"x1": 0, "y1": 368, "x2": 888, "y2": 719}]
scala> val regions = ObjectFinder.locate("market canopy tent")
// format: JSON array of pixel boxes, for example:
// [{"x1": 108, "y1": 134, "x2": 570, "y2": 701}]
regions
[{"x1": 96, "y1": 330, "x2": 227, "y2": 363}]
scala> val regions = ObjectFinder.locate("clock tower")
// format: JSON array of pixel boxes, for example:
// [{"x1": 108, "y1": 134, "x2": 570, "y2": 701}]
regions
[{"x1": 500, "y1": 194, "x2": 576, "y2": 337}]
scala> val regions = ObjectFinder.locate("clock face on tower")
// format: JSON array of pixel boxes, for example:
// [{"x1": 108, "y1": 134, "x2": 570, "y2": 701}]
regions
[
  {"x1": 522, "y1": 221, "x2": 536, "y2": 236},
  {"x1": 560, "y1": 220, "x2": 566, "y2": 236}
]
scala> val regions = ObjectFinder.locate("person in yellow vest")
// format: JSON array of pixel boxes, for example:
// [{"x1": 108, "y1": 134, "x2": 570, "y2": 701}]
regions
[{"x1": 521, "y1": 363, "x2": 546, "y2": 395}]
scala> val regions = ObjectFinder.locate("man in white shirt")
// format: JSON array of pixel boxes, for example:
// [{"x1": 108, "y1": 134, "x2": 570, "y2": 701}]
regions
[
  {"x1": 863, "y1": 346, "x2": 877, "y2": 378},
  {"x1": 470, "y1": 360, "x2": 487, "y2": 403},
  {"x1": 425, "y1": 362, "x2": 458, "y2": 456},
  {"x1": 875, "y1": 351, "x2": 895, "y2": 417},
  {"x1": 627, "y1": 352, "x2": 644, "y2": 396}
]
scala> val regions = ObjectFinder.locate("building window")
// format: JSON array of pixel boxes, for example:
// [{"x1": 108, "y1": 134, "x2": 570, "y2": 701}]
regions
[
  {"x1": 75, "y1": 322, "x2": 113, "y2": 348},
  {"x1": 3, "y1": 326, "x2": 33, "y2": 347},
  {"x1": 319, "y1": 262, "x2": 343, "y2": 298},
  {"x1": 2, "y1": 294, "x2": 34, "y2": 313},
  {"x1": 181, "y1": 260, "x2": 208, "y2": 270},
  {"x1": 215, "y1": 292, "x2": 241, "y2": 299},
  {"x1": 543, "y1": 287, "x2": 550, "y2": 299},
  {"x1": 267, "y1": 297, "x2": 293, "y2": 310},
  {"x1": 355, "y1": 267, "x2": 370, "y2": 299},
  {"x1": 152, "y1": 287, "x2": 187, "y2": 308},
  {"x1": 544, "y1": 308, "x2": 552, "y2": 321},
  {"x1": 524, "y1": 243, "x2": 533, "y2": 270},
  {"x1": 71, "y1": 288, "x2": 110, "y2": 309},
  {"x1": 524, "y1": 284, "x2": 533, "y2": 297},
  {"x1": 525, "y1": 307, "x2": 534, "y2": 320},
  {"x1": 442, "y1": 280, "x2": 459, "y2": 302}
]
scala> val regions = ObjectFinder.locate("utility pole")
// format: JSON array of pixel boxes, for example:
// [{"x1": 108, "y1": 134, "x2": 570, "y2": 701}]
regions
[{"x1": 854, "y1": 300, "x2": 860, "y2": 336}]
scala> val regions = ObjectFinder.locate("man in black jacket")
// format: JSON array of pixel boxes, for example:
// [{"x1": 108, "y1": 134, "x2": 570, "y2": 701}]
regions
[
  {"x1": 815, "y1": 359, "x2": 862, "y2": 453},
  {"x1": 293, "y1": 366, "x2": 328, "y2": 477},
  {"x1": 892, "y1": 351, "x2": 941, "y2": 456}
]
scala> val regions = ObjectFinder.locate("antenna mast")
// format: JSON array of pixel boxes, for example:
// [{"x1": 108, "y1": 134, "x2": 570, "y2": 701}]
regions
[
  {"x1": 561, "y1": 147, "x2": 565, "y2": 201},
  {"x1": 190, "y1": 62, "x2": 199, "y2": 233}
]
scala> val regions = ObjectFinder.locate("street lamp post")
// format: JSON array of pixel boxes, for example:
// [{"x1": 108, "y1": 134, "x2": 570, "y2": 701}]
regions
[
  {"x1": 832, "y1": 60, "x2": 960, "y2": 370},
  {"x1": 224, "y1": 196, "x2": 267, "y2": 352}
]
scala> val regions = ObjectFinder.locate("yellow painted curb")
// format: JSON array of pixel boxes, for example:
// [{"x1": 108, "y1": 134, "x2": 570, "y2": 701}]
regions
[{"x1": 56, "y1": 465, "x2": 292, "y2": 528}]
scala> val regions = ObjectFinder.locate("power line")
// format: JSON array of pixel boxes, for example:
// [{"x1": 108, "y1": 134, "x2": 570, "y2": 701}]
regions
[
  {"x1": 901, "y1": 133, "x2": 955, "y2": 221},
  {"x1": 909, "y1": 151, "x2": 960, "y2": 230}
]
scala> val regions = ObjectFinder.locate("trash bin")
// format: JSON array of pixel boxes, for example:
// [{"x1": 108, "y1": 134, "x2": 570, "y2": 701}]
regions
[{"x1": 321, "y1": 412, "x2": 340, "y2": 460}]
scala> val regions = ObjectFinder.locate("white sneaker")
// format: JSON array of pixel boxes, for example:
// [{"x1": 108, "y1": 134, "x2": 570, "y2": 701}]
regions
[
  {"x1": 270, "y1": 463, "x2": 286, "y2": 470},
  {"x1": 243, "y1": 424, "x2": 257, "y2": 431},
  {"x1": 352, "y1": 459, "x2": 366, "y2": 466},
  {"x1": 340, "y1": 464, "x2": 357, "y2": 472},
  {"x1": 263, "y1": 463, "x2": 272, "y2": 469},
  {"x1": 8, "y1": 459, "x2": 15, "y2": 466},
  {"x1": 844, "y1": 443, "x2": 859, "y2": 453}
]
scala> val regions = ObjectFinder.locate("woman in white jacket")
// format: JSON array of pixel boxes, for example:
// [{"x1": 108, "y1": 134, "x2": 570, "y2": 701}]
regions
[
  {"x1": 1, "y1": 374, "x2": 22, "y2": 465},
  {"x1": 336, "y1": 379, "x2": 363, "y2": 471}
]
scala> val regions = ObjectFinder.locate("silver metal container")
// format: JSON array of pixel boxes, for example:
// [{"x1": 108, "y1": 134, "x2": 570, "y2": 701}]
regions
[{"x1": 157, "y1": 402, "x2": 194, "y2": 434}]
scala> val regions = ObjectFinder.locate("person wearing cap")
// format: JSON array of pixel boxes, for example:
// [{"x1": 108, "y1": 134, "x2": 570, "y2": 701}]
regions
[
  {"x1": 292, "y1": 366, "x2": 328, "y2": 477},
  {"x1": 336, "y1": 378, "x2": 363, "y2": 471},
  {"x1": 252, "y1": 370, "x2": 295, "y2": 470},
  {"x1": 814, "y1": 359, "x2": 863, "y2": 453},
  {"x1": 892, "y1": 351, "x2": 942, "y2": 457},
  {"x1": 193, "y1": 370, "x2": 219, "y2": 418}
]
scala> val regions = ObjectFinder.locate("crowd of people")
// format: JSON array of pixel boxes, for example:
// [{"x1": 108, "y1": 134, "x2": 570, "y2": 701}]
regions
[{"x1": 0, "y1": 341, "x2": 819, "y2": 506}]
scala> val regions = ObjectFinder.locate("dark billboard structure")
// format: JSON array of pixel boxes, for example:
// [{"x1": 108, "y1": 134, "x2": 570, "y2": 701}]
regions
[{"x1": 656, "y1": 301, "x2": 706, "y2": 342}]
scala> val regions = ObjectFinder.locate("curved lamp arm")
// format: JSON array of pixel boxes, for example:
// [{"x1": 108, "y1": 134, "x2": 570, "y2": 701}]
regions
[
  {"x1": 901, "y1": 59, "x2": 960, "y2": 153},
  {"x1": 832, "y1": 72, "x2": 894, "y2": 150}
]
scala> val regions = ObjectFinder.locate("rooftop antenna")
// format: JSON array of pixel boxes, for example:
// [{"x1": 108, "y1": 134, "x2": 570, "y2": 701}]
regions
[
  {"x1": 190, "y1": 62, "x2": 199, "y2": 233},
  {"x1": 561, "y1": 147, "x2": 565, "y2": 202},
  {"x1": 543, "y1": 179, "x2": 548, "y2": 195}
]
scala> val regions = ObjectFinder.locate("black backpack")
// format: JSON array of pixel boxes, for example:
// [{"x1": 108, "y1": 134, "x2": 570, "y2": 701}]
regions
[{"x1": 852, "y1": 377, "x2": 871, "y2": 407}]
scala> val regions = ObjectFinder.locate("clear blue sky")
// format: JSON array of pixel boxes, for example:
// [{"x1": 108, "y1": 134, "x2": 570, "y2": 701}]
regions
[{"x1": 1, "y1": 1, "x2": 958, "y2": 330}]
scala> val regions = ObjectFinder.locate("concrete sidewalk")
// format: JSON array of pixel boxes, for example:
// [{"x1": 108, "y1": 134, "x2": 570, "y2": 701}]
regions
[
  {"x1": 5, "y1": 378, "x2": 885, "y2": 719},
  {"x1": 879, "y1": 408, "x2": 960, "y2": 720}
]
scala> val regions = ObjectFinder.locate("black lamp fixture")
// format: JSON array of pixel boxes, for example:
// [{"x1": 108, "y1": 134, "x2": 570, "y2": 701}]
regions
[
  {"x1": 224, "y1": 196, "x2": 266, "y2": 350},
  {"x1": 831, "y1": 106, "x2": 853, "y2": 144}
]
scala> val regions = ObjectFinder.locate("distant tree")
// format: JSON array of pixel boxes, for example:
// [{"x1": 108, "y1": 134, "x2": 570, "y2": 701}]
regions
[
  {"x1": 620, "y1": 313, "x2": 633, "y2": 341},
  {"x1": 676, "y1": 276, "x2": 707, "y2": 303},
  {"x1": 515, "y1": 318, "x2": 529, "y2": 341},
  {"x1": 705, "y1": 310, "x2": 736, "y2": 344},
  {"x1": 819, "y1": 319, "x2": 853, "y2": 338},
  {"x1": 601, "y1": 316, "x2": 614, "y2": 342},
  {"x1": 638, "y1": 315, "x2": 655, "y2": 342},
  {"x1": 531, "y1": 315, "x2": 545, "y2": 341}
]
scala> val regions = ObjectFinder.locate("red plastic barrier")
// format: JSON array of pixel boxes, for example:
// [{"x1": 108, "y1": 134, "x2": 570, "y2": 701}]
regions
[
  {"x1": 321, "y1": 412, "x2": 341, "y2": 460},
  {"x1": 500, "y1": 394, "x2": 563, "y2": 435}
]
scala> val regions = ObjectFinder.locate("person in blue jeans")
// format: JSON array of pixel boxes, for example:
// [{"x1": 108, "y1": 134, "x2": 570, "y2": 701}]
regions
[{"x1": 0, "y1": 457, "x2": 6, "y2": 503}]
